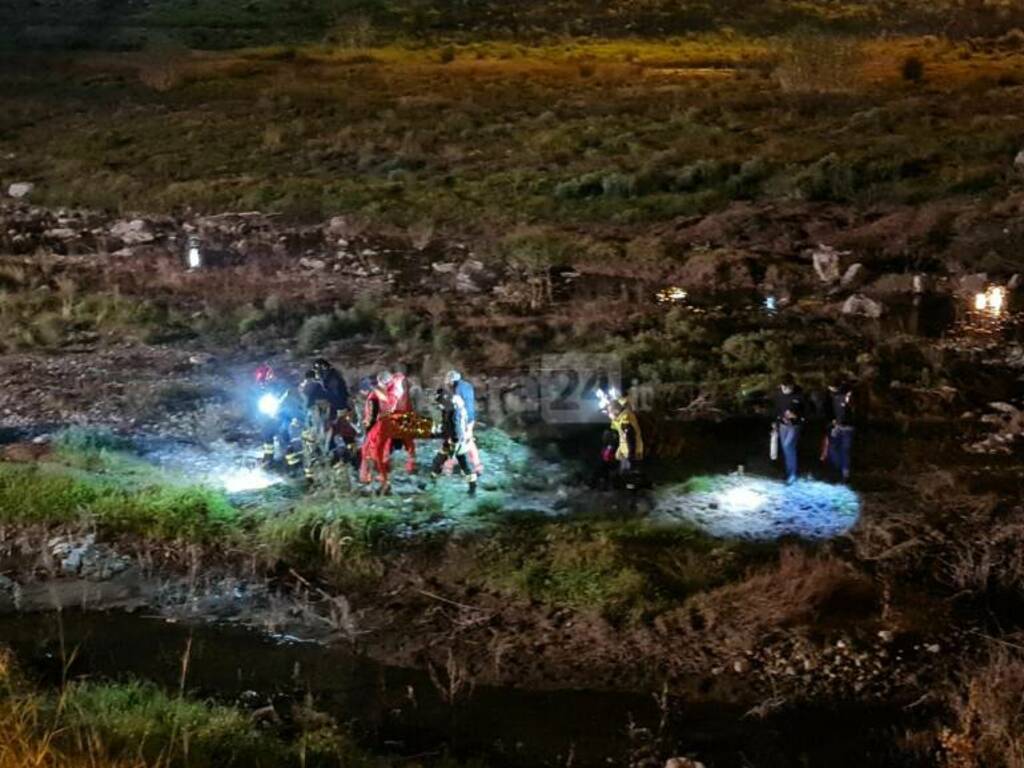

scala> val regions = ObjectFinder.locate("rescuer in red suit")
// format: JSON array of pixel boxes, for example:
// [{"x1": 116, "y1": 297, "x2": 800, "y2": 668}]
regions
[{"x1": 359, "y1": 373, "x2": 393, "y2": 494}]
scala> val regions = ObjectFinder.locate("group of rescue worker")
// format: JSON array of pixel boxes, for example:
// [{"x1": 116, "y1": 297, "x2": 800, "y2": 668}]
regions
[
  {"x1": 255, "y1": 361, "x2": 482, "y2": 496},
  {"x1": 594, "y1": 374, "x2": 857, "y2": 490},
  {"x1": 256, "y1": 358, "x2": 856, "y2": 498}
]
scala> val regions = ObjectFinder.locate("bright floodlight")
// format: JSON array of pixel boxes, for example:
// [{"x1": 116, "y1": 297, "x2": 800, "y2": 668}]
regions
[
  {"x1": 188, "y1": 246, "x2": 202, "y2": 270},
  {"x1": 988, "y1": 286, "x2": 1006, "y2": 313},
  {"x1": 974, "y1": 286, "x2": 1007, "y2": 316},
  {"x1": 719, "y1": 485, "x2": 767, "y2": 513},
  {"x1": 222, "y1": 467, "x2": 280, "y2": 494},
  {"x1": 258, "y1": 393, "x2": 281, "y2": 417}
]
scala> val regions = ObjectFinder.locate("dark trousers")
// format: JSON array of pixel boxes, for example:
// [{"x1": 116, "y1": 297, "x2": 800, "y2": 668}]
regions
[
  {"x1": 779, "y1": 423, "x2": 801, "y2": 481},
  {"x1": 432, "y1": 448, "x2": 471, "y2": 477},
  {"x1": 828, "y1": 426, "x2": 854, "y2": 479}
]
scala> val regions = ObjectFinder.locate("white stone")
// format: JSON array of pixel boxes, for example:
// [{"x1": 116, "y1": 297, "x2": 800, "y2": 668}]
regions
[
  {"x1": 841, "y1": 294, "x2": 883, "y2": 319},
  {"x1": 111, "y1": 219, "x2": 157, "y2": 245},
  {"x1": 840, "y1": 263, "x2": 867, "y2": 290},
  {"x1": 7, "y1": 182, "x2": 34, "y2": 199},
  {"x1": 811, "y1": 244, "x2": 844, "y2": 283}
]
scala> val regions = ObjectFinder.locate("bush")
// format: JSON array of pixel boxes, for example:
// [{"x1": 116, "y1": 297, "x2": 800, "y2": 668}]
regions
[
  {"x1": 439, "y1": 45, "x2": 456, "y2": 64},
  {"x1": 792, "y1": 153, "x2": 857, "y2": 202},
  {"x1": 297, "y1": 314, "x2": 340, "y2": 353},
  {"x1": 902, "y1": 55, "x2": 925, "y2": 84}
]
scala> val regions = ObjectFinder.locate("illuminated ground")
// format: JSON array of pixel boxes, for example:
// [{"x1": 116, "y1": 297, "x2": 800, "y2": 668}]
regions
[{"x1": 652, "y1": 474, "x2": 860, "y2": 540}]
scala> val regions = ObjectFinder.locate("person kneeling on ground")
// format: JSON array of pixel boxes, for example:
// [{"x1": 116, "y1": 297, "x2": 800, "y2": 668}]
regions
[{"x1": 431, "y1": 388, "x2": 477, "y2": 496}]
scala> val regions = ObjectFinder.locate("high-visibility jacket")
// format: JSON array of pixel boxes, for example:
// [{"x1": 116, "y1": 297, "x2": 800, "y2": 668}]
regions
[{"x1": 611, "y1": 405, "x2": 644, "y2": 462}]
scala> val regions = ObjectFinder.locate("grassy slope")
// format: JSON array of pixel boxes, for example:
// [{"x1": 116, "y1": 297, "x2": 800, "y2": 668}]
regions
[
  {"x1": 0, "y1": 435, "x2": 770, "y2": 619},
  {"x1": 2, "y1": 37, "x2": 1022, "y2": 238}
]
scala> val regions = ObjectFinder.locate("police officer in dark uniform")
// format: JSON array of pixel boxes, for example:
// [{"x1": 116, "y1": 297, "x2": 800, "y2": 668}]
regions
[
  {"x1": 773, "y1": 373, "x2": 805, "y2": 485},
  {"x1": 825, "y1": 379, "x2": 856, "y2": 482}
]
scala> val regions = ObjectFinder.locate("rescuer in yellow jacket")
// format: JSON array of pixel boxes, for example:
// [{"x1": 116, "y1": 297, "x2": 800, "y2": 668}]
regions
[{"x1": 608, "y1": 396, "x2": 644, "y2": 471}]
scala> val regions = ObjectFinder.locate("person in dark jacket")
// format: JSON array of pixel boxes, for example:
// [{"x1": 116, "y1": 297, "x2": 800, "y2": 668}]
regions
[
  {"x1": 773, "y1": 373, "x2": 805, "y2": 485},
  {"x1": 825, "y1": 379, "x2": 855, "y2": 482},
  {"x1": 430, "y1": 388, "x2": 477, "y2": 496},
  {"x1": 312, "y1": 358, "x2": 349, "y2": 419}
]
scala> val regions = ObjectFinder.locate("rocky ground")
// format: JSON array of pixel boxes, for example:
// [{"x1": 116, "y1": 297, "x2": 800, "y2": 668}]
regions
[{"x1": 2, "y1": 197, "x2": 1024, "y2": 766}]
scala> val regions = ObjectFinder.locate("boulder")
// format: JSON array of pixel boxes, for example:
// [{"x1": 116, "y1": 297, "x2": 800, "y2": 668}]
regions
[
  {"x1": 1009, "y1": 273, "x2": 1021, "y2": 291},
  {"x1": 455, "y1": 259, "x2": 497, "y2": 293},
  {"x1": 110, "y1": 218, "x2": 157, "y2": 246},
  {"x1": 842, "y1": 294, "x2": 883, "y2": 319},
  {"x1": 7, "y1": 182, "x2": 34, "y2": 199},
  {"x1": 665, "y1": 760, "x2": 706, "y2": 768},
  {"x1": 1015, "y1": 149, "x2": 1024, "y2": 174},
  {"x1": 840, "y1": 263, "x2": 867, "y2": 290},
  {"x1": 810, "y1": 244, "x2": 845, "y2": 284}
]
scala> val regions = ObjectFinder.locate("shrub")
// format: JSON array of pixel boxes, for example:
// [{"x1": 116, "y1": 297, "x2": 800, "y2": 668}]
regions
[
  {"x1": 297, "y1": 314, "x2": 339, "y2": 353},
  {"x1": 902, "y1": 55, "x2": 925, "y2": 84},
  {"x1": 439, "y1": 45, "x2": 456, "y2": 64},
  {"x1": 792, "y1": 152, "x2": 857, "y2": 202}
]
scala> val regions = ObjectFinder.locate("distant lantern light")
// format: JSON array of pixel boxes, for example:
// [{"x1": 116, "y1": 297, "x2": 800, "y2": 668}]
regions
[
  {"x1": 656, "y1": 286, "x2": 688, "y2": 304},
  {"x1": 764, "y1": 295, "x2": 777, "y2": 312},
  {"x1": 988, "y1": 285, "x2": 1006, "y2": 314},
  {"x1": 186, "y1": 235, "x2": 203, "y2": 270},
  {"x1": 973, "y1": 286, "x2": 1006, "y2": 317}
]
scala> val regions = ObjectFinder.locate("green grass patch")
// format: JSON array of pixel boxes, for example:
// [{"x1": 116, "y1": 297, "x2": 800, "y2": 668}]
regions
[{"x1": 0, "y1": 463, "x2": 237, "y2": 542}]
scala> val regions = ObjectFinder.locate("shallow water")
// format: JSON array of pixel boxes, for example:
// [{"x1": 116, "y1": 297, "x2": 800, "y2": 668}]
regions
[{"x1": 0, "y1": 611, "x2": 918, "y2": 767}]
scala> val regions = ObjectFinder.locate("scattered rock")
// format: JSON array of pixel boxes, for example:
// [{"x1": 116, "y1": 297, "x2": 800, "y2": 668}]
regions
[
  {"x1": 841, "y1": 294, "x2": 883, "y2": 319},
  {"x1": 810, "y1": 244, "x2": 845, "y2": 284},
  {"x1": 839, "y1": 263, "x2": 867, "y2": 290},
  {"x1": 7, "y1": 182, "x2": 34, "y2": 199},
  {"x1": 110, "y1": 218, "x2": 157, "y2": 246},
  {"x1": 1009, "y1": 273, "x2": 1022, "y2": 291},
  {"x1": 665, "y1": 759, "x2": 706, "y2": 768},
  {"x1": 298, "y1": 257, "x2": 327, "y2": 271}
]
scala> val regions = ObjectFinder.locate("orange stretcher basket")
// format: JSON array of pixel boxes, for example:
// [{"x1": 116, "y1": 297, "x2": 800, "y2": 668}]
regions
[{"x1": 382, "y1": 411, "x2": 436, "y2": 440}]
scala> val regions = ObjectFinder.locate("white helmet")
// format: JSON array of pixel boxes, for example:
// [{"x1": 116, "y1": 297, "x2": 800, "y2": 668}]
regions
[{"x1": 445, "y1": 370, "x2": 462, "y2": 385}]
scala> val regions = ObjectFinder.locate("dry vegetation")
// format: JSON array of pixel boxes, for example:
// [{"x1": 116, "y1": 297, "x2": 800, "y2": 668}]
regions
[{"x1": 2, "y1": 35, "x2": 1023, "y2": 239}]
